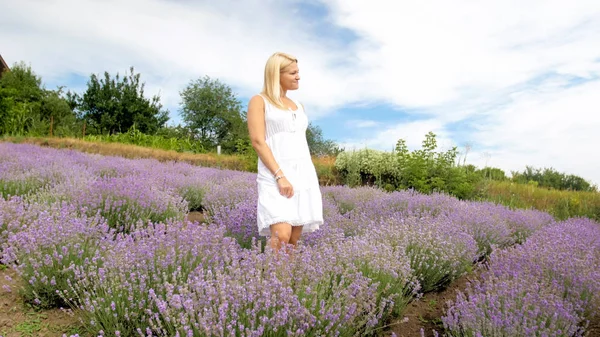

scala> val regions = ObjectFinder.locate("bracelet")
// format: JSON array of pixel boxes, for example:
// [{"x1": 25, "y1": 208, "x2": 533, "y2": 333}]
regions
[
  {"x1": 275, "y1": 175, "x2": 285, "y2": 181},
  {"x1": 274, "y1": 167, "x2": 282, "y2": 177}
]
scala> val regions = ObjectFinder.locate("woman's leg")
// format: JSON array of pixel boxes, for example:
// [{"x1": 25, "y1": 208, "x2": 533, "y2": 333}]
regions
[
  {"x1": 289, "y1": 225, "x2": 303, "y2": 247},
  {"x1": 270, "y1": 222, "x2": 292, "y2": 251}
]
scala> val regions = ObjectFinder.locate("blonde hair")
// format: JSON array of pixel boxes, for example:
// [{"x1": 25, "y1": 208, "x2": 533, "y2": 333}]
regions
[{"x1": 261, "y1": 52, "x2": 298, "y2": 110}]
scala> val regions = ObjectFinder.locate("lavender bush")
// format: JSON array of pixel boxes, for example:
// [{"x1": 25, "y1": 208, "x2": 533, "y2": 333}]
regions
[
  {"x1": 148, "y1": 238, "x2": 395, "y2": 337},
  {"x1": 443, "y1": 217, "x2": 600, "y2": 336},
  {"x1": 60, "y1": 220, "x2": 235, "y2": 336},
  {"x1": 502, "y1": 207, "x2": 556, "y2": 244},
  {"x1": 58, "y1": 219, "x2": 400, "y2": 337},
  {"x1": 0, "y1": 196, "x2": 31, "y2": 250},
  {"x1": 2, "y1": 142, "x2": 583, "y2": 336},
  {"x1": 1, "y1": 199, "x2": 110, "y2": 308},
  {"x1": 0, "y1": 143, "x2": 69, "y2": 198},
  {"x1": 443, "y1": 202, "x2": 516, "y2": 258}
]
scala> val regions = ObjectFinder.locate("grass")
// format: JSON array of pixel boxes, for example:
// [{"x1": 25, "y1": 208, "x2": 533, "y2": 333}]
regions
[
  {"x1": 13, "y1": 312, "x2": 48, "y2": 337},
  {"x1": 477, "y1": 180, "x2": 600, "y2": 221},
  {"x1": 0, "y1": 311, "x2": 82, "y2": 337}
]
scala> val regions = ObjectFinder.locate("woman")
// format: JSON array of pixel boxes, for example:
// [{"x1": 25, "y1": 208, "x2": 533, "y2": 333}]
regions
[{"x1": 247, "y1": 52, "x2": 323, "y2": 252}]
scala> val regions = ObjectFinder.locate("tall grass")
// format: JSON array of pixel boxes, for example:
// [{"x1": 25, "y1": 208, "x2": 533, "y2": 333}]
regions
[
  {"x1": 477, "y1": 180, "x2": 600, "y2": 221},
  {"x1": 83, "y1": 129, "x2": 205, "y2": 154}
]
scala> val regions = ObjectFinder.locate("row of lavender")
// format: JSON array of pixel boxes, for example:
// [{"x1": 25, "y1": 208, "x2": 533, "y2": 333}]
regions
[
  {"x1": 442, "y1": 217, "x2": 600, "y2": 336},
  {"x1": 0, "y1": 142, "x2": 597, "y2": 336}
]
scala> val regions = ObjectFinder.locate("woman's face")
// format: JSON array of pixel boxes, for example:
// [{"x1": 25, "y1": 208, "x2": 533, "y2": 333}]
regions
[{"x1": 280, "y1": 62, "x2": 300, "y2": 91}]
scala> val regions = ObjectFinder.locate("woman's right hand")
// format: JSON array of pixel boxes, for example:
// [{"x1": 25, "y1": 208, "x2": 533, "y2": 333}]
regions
[{"x1": 277, "y1": 177, "x2": 294, "y2": 198}]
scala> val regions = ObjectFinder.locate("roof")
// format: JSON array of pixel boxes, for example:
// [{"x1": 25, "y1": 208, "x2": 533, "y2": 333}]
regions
[{"x1": 0, "y1": 54, "x2": 9, "y2": 77}]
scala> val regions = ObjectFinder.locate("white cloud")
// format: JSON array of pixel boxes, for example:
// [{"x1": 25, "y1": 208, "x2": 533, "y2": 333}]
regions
[
  {"x1": 2, "y1": 0, "x2": 600, "y2": 185},
  {"x1": 467, "y1": 78, "x2": 600, "y2": 185},
  {"x1": 318, "y1": 0, "x2": 600, "y2": 108},
  {"x1": 316, "y1": 0, "x2": 600, "y2": 185},
  {"x1": 338, "y1": 118, "x2": 454, "y2": 152},
  {"x1": 0, "y1": 0, "x2": 348, "y2": 118}
]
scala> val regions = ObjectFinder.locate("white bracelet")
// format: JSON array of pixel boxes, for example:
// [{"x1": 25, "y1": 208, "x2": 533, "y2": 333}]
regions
[
  {"x1": 275, "y1": 175, "x2": 285, "y2": 181},
  {"x1": 274, "y1": 167, "x2": 282, "y2": 177}
]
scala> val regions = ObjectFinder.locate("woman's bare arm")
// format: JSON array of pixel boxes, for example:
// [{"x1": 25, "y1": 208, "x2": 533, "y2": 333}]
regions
[{"x1": 247, "y1": 95, "x2": 294, "y2": 197}]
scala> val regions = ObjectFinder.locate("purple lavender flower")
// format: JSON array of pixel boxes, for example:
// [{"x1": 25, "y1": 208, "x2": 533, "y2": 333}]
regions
[
  {"x1": 3, "y1": 142, "x2": 587, "y2": 337},
  {"x1": 443, "y1": 218, "x2": 600, "y2": 336}
]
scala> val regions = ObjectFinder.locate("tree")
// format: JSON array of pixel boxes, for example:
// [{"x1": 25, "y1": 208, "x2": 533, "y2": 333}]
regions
[
  {"x1": 0, "y1": 61, "x2": 78, "y2": 136},
  {"x1": 0, "y1": 62, "x2": 43, "y2": 135},
  {"x1": 37, "y1": 87, "x2": 81, "y2": 137},
  {"x1": 511, "y1": 166, "x2": 595, "y2": 192},
  {"x1": 72, "y1": 67, "x2": 169, "y2": 135},
  {"x1": 392, "y1": 131, "x2": 475, "y2": 198},
  {"x1": 179, "y1": 75, "x2": 248, "y2": 153},
  {"x1": 306, "y1": 122, "x2": 343, "y2": 157}
]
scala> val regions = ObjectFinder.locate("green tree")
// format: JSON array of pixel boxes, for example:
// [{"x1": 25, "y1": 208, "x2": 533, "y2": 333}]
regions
[
  {"x1": 393, "y1": 132, "x2": 473, "y2": 198},
  {"x1": 36, "y1": 87, "x2": 81, "y2": 137},
  {"x1": 476, "y1": 166, "x2": 507, "y2": 181},
  {"x1": 0, "y1": 62, "x2": 43, "y2": 135},
  {"x1": 72, "y1": 67, "x2": 169, "y2": 135},
  {"x1": 179, "y1": 75, "x2": 248, "y2": 153},
  {"x1": 512, "y1": 166, "x2": 595, "y2": 192},
  {"x1": 306, "y1": 122, "x2": 343, "y2": 156},
  {"x1": 0, "y1": 61, "x2": 78, "y2": 136}
]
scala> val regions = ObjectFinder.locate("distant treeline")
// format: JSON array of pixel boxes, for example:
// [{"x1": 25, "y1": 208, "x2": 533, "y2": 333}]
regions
[
  {"x1": 0, "y1": 61, "x2": 341, "y2": 157},
  {"x1": 511, "y1": 166, "x2": 595, "y2": 192}
]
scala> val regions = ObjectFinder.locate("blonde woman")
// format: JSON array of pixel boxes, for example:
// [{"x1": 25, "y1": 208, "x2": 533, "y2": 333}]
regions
[{"x1": 247, "y1": 52, "x2": 323, "y2": 251}]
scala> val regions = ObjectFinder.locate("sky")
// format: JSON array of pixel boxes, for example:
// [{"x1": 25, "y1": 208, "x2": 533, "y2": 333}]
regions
[{"x1": 2, "y1": 0, "x2": 599, "y2": 186}]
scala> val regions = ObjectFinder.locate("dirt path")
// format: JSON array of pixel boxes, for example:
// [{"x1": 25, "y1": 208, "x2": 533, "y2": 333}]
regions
[
  {"x1": 383, "y1": 267, "x2": 484, "y2": 337},
  {"x1": 186, "y1": 211, "x2": 206, "y2": 224},
  {"x1": 0, "y1": 265, "x2": 82, "y2": 337},
  {"x1": 587, "y1": 316, "x2": 600, "y2": 337}
]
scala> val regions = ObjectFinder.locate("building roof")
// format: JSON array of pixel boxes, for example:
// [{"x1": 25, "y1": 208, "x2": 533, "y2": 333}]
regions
[{"x1": 0, "y1": 54, "x2": 9, "y2": 77}]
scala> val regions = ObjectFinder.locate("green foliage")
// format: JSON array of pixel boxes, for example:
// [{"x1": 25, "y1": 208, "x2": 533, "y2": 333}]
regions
[
  {"x1": 154, "y1": 123, "x2": 195, "y2": 139},
  {"x1": 40, "y1": 87, "x2": 81, "y2": 136},
  {"x1": 71, "y1": 66, "x2": 169, "y2": 135},
  {"x1": 335, "y1": 132, "x2": 480, "y2": 199},
  {"x1": 233, "y1": 137, "x2": 259, "y2": 172},
  {"x1": 0, "y1": 178, "x2": 50, "y2": 199},
  {"x1": 0, "y1": 62, "x2": 79, "y2": 137},
  {"x1": 0, "y1": 61, "x2": 44, "y2": 103},
  {"x1": 306, "y1": 122, "x2": 343, "y2": 157},
  {"x1": 476, "y1": 166, "x2": 507, "y2": 181},
  {"x1": 179, "y1": 75, "x2": 248, "y2": 153},
  {"x1": 0, "y1": 62, "x2": 43, "y2": 135},
  {"x1": 511, "y1": 166, "x2": 596, "y2": 192},
  {"x1": 84, "y1": 125, "x2": 205, "y2": 153}
]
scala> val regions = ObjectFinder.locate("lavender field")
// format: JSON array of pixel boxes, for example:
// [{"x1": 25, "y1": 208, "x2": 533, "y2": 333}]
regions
[{"x1": 1, "y1": 142, "x2": 599, "y2": 337}]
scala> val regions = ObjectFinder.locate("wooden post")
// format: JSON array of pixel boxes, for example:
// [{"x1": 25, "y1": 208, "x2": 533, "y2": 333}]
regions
[
  {"x1": 49, "y1": 115, "x2": 53, "y2": 137},
  {"x1": 82, "y1": 121, "x2": 86, "y2": 138}
]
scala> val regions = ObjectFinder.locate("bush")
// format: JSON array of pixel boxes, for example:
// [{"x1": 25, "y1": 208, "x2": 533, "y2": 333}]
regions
[{"x1": 335, "y1": 132, "x2": 481, "y2": 199}]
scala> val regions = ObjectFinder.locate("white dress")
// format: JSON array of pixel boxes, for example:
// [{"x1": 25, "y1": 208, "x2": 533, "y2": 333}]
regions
[{"x1": 256, "y1": 94, "x2": 323, "y2": 236}]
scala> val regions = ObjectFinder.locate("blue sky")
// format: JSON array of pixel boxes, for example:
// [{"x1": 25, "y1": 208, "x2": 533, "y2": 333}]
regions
[{"x1": 2, "y1": 0, "x2": 600, "y2": 186}]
